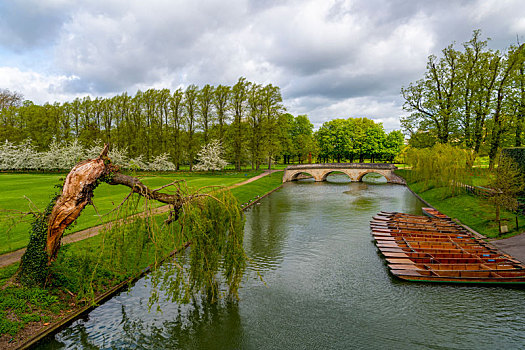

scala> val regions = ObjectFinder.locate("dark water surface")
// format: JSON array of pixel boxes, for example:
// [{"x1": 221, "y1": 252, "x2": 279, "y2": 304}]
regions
[{"x1": 39, "y1": 179, "x2": 525, "y2": 349}]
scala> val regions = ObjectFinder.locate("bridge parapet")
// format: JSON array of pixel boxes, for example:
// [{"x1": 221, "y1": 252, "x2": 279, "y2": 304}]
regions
[
  {"x1": 285, "y1": 163, "x2": 396, "y2": 170},
  {"x1": 282, "y1": 163, "x2": 404, "y2": 184}
]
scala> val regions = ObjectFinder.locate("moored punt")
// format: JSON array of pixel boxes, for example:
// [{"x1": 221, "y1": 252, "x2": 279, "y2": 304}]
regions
[
  {"x1": 373, "y1": 234, "x2": 477, "y2": 244},
  {"x1": 390, "y1": 269, "x2": 525, "y2": 284},
  {"x1": 421, "y1": 207, "x2": 450, "y2": 220},
  {"x1": 387, "y1": 263, "x2": 521, "y2": 271},
  {"x1": 371, "y1": 211, "x2": 525, "y2": 284}
]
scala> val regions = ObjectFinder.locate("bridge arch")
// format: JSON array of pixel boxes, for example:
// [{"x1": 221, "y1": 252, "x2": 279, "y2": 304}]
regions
[
  {"x1": 320, "y1": 170, "x2": 353, "y2": 182},
  {"x1": 289, "y1": 171, "x2": 317, "y2": 181},
  {"x1": 282, "y1": 163, "x2": 405, "y2": 184},
  {"x1": 357, "y1": 171, "x2": 389, "y2": 183}
]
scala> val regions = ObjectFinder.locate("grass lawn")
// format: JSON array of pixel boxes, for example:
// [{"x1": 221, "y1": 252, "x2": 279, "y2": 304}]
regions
[
  {"x1": 0, "y1": 171, "x2": 263, "y2": 255},
  {"x1": 0, "y1": 171, "x2": 284, "y2": 344},
  {"x1": 396, "y1": 169, "x2": 525, "y2": 239},
  {"x1": 231, "y1": 171, "x2": 283, "y2": 205}
]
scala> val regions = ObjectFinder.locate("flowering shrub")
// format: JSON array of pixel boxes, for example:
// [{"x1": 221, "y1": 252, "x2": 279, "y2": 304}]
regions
[
  {"x1": 194, "y1": 140, "x2": 228, "y2": 171},
  {"x1": 0, "y1": 139, "x2": 178, "y2": 171}
]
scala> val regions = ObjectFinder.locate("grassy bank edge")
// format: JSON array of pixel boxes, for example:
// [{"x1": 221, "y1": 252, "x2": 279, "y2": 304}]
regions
[
  {"x1": 396, "y1": 169, "x2": 525, "y2": 240},
  {"x1": 0, "y1": 171, "x2": 284, "y2": 348}
]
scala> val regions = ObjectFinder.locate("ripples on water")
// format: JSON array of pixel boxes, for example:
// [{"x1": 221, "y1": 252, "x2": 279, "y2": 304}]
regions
[{"x1": 39, "y1": 175, "x2": 525, "y2": 349}]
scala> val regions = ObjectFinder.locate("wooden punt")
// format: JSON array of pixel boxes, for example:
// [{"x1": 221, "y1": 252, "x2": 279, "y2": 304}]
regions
[
  {"x1": 387, "y1": 263, "x2": 521, "y2": 271},
  {"x1": 421, "y1": 207, "x2": 450, "y2": 220},
  {"x1": 371, "y1": 211, "x2": 525, "y2": 284},
  {"x1": 390, "y1": 269, "x2": 525, "y2": 284}
]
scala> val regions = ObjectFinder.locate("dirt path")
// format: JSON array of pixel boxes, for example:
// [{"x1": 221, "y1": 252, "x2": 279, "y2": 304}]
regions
[{"x1": 0, "y1": 170, "x2": 282, "y2": 268}]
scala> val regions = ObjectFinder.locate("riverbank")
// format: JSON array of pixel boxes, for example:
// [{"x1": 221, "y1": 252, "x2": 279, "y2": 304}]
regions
[
  {"x1": 396, "y1": 170, "x2": 525, "y2": 239},
  {"x1": 397, "y1": 170, "x2": 525, "y2": 263},
  {"x1": 0, "y1": 171, "x2": 284, "y2": 349}
]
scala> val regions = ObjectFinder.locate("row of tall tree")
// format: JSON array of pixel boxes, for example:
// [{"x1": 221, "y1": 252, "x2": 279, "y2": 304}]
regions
[
  {"x1": 0, "y1": 79, "x2": 303, "y2": 170},
  {"x1": 1, "y1": 81, "x2": 406, "y2": 170},
  {"x1": 401, "y1": 30, "x2": 525, "y2": 168},
  {"x1": 315, "y1": 117, "x2": 404, "y2": 163}
]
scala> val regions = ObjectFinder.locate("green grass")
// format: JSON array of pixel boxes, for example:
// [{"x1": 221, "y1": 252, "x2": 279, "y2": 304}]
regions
[
  {"x1": 0, "y1": 171, "x2": 284, "y2": 341},
  {"x1": 231, "y1": 171, "x2": 283, "y2": 205},
  {"x1": 0, "y1": 171, "x2": 262, "y2": 254},
  {"x1": 397, "y1": 170, "x2": 524, "y2": 239},
  {"x1": 0, "y1": 285, "x2": 65, "y2": 337}
]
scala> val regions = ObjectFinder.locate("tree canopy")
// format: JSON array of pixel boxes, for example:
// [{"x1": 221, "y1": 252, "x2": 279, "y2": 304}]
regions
[
  {"x1": 315, "y1": 117, "x2": 403, "y2": 163},
  {"x1": 0, "y1": 78, "x2": 294, "y2": 170},
  {"x1": 401, "y1": 30, "x2": 525, "y2": 169}
]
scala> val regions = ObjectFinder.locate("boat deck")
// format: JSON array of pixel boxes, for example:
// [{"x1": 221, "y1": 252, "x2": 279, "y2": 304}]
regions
[{"x1": 371, "y1": 211, "x2": 525, "y2": 284}]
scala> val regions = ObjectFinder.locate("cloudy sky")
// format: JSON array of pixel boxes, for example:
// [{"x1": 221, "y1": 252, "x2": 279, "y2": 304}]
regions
[{"x1": 1, "y1": 0, "x2": 524, "y2": 130}]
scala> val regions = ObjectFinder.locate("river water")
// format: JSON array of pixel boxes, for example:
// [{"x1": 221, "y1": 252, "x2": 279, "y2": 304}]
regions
[{"x1": 39, "y1": 177, "x2": 525, "y2": 349}]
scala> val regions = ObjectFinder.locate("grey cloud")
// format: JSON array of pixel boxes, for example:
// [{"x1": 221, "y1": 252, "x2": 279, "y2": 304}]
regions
[
  {"x1": 0, "y1": 1, "x2": 72, "y2": 51},
  {"x1": 2, "y1": 0, "x2": 525, "y2": 131}
]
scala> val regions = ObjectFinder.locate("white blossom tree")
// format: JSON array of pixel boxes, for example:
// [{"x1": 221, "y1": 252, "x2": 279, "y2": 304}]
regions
[
  {"x1": 147, "y1": 153, "x2": 176, "y2": 171},
  {"x1": 0, "y1": 139, "x2": 40, "y2": 170},
  {"x1": 40, "y1": 140, "x2": 86, "y2": 170},
  {"x1": 194, "y1": 139, "x2": 228, "y2": 171}
]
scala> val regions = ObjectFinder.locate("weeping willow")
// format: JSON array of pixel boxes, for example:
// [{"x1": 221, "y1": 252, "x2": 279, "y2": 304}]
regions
[
  {"x1": 101, "y1": 187, "x2": 246, "y2": 305},
  {"x1": 16, "y1": 146, "x2": 247, "y2": 305},
  {"x1": 405, "y1": 143, "x2": 469, "y2": 196}
]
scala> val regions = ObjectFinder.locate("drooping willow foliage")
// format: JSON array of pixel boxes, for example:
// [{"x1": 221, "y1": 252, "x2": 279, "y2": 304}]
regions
[
  {"x1": 17, "y1": 173, "x2": 246, "y2": 305},
  {"x1": 405, "y1": 143, "x2": 469, "y2": 196},
  {"x1": 147, "y1": 190, "x2": 246, "y2": 306}
]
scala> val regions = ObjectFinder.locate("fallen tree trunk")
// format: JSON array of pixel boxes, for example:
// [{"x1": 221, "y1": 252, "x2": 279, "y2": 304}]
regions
[{"x1": 18, "y1": 144, "x2": 208, "y2": 285}]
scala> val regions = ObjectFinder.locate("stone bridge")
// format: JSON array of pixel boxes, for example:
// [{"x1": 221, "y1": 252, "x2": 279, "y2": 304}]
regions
[{"x1": 282, "y1": 163, "x2": 406, "y2": 184}]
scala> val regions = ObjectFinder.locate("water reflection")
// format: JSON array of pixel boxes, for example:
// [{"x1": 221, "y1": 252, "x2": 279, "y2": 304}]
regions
[{"x1": 39, "y1": 181, "x2": 525, "y2": 350}]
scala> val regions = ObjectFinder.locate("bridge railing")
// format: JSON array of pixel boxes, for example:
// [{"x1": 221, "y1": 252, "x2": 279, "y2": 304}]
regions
[{"x1": 284, "y1": 163, "x2": 396, "y2": 170}]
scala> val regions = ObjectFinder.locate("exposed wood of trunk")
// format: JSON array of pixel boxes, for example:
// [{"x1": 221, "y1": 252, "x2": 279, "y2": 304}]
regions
[
  {"x1": 46, "y1": 154, "x2": 108, "y2": 261},
  {"x1": 46, "y1": 145, "x2": 187, "y2": 263}
]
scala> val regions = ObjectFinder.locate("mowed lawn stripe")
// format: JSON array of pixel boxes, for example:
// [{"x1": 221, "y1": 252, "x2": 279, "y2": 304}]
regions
[{"x1": 0, "y1": 171, "x2": 262, "y2": 254}]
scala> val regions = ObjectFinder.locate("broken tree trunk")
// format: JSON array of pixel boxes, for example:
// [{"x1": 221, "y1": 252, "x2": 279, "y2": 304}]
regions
[
  {"x1": 18, "y1": 144, "x2": 196, "y2": 285},
  {"x1": 46, "y1": 148, "x2": 109, "y2": 261},
  {"x1": 45, "y1": 144, "x2": 195, "y2": 263}
]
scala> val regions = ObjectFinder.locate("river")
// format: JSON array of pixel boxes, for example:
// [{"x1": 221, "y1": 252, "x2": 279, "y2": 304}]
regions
[{"x1": 38, "y1": 176, "x2": 525, "y2": 349}]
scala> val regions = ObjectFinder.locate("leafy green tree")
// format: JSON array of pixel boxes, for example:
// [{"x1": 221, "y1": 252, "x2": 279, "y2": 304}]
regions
[
  {"x1": 261, "y1": 84, "x2": 284, "y2": 169},
  {"x1": 230, "y1": 77, "x2": 249, "y2": 171},
  {"x1": 197, "y1": 84, "x2": 215, "y2": 144},
  {"x1": 247, "y1": 83, "x2": 264, "y2": 170},
  {"x1": 277, "y1": 113, "x2": 295, "y2": 164},
  {"x1": 184, "y1": 85, "x2": 199, "y2": 171},
  {"x1": 315, "y1": 118, "x2": 351, "y2": 162},
  {"x1": 383, "y1": 130, "x2": 404, "y2": 162},
  {"x1": 487, "y1": 44, "x2": 525, "y2": 169},
  {"x1": 213, "y1": 84, "x2": 231, "y2": 142},
  {"x1": 291, "y1": 115, "x2": 314, "y2": 163},
  {"x1": 401, "y1": 44, "x2": 460, "y2": 144},
  {"x1": 169, "y1": 88, "x2": 184, "y2": 169},
  {"x1": 488, "y1": 155, "x2": 525, "y2": 234}
]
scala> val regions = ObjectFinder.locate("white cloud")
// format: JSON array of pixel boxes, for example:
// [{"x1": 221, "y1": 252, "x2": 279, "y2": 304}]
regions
[
  {"x1": 0, "y1": 66, "x2": 81, "y2": 104},
  {"x1": 287, "y1": 94, "x2": 406, "y2": 131},
  {"x1": 1, "y1": 0, "x2": 524, "y2": 128}
]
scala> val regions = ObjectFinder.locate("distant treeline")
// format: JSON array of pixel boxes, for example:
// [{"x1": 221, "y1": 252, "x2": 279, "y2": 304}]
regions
[{"x1": 1, "y1": 77, "x2": 404, "y2": 170}]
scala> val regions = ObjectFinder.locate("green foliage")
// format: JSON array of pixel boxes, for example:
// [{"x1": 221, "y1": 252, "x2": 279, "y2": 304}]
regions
[
  {"x1": 487, "y1": 155, "x2": 525, "y2": 232},
  {"x1": 315, "y1": 117, "x2": 403, "y2": 163},
  {"x1": 502, "y1": 147, "x2": 525, "y2": 174},
  {"x1": 405, "y1": 143, "x2": 469, "y2": 196},
  {"x1": 0, "y1": 286, "x2": 62, "y2": 336},
  {"x1": 17, "y1": 194, "x2": 59, "y2": 286},
  {"x1": 149, "y1": 190, "x2": 246, "y2": 306},
  {"x1": 401, "y1": 30, "x2": 525, "y2": 168}
]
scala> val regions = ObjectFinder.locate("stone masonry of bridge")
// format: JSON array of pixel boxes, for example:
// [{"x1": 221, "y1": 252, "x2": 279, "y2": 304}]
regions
[{"x1": 282, "y1": 163, "x2": 406, "y2": 184}]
